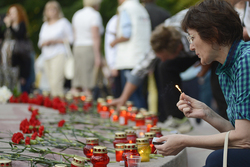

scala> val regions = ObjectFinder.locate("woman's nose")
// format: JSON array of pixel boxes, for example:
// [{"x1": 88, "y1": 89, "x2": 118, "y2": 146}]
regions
[{"x1": 189, "y1": 43, "x2": 195, "y2": 51}]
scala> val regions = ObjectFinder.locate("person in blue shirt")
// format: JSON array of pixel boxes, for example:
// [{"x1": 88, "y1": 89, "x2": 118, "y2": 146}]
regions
[{"x1": 155, "y1": 0, "x2": 250, "y2": 166}]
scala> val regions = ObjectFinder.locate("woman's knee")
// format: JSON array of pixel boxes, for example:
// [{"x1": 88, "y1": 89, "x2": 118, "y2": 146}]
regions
[{"x1": 204, "y1": 149, "x2": 223, "y2": 167}]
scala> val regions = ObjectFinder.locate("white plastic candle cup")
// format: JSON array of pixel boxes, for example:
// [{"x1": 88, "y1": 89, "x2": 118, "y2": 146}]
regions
[{"x1": 127, "y1": 155, "x2": 142, "y2": 167}]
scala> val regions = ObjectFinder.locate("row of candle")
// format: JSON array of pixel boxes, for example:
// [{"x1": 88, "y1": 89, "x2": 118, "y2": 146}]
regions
[{"x1": 97, "y1": 97, "x2": 159, "y2": 128}]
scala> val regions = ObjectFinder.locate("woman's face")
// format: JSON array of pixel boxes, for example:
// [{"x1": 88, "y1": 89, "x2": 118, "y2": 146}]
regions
[
  {"x1": 187, "y1": 29, "x2": 219, "y2": 65},
  {"x1": 45, "y1": 4, "x2": 58, "y2": 20},
  {"x1": 9, "y1": 7, "x2": 18, "y2": 22}
]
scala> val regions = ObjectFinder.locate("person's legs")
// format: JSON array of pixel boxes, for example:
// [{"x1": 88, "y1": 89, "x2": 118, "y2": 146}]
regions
[
  {"x1": 44, "y1": 54, "x2": 65, "y2": 96},
  {"x1": 204, "y1": 149, "x2": 250, "y2": 167},
  {"x1": 120, "y1": 69, "x2": 147, "y2": 109}
]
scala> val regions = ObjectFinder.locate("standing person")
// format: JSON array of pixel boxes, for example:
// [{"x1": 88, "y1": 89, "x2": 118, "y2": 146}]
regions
[
  {"x1": 104, "y1": 14, "x2": 122, "y2": 98},
  {"x1": 38, "y1": 1, "x2": 74, "y2": 97},
  {"x1": 110, "y1": 0, "x2": 151, "y2": 109},
  {"x1": 1, "y1": 4, "x2": 33, "y2": 93},
  {"x1": 155, "y1": 0, "x2": 250, "y2": 166},
  {"x1": 71, "y1": 0, "x2": 103, "y2": 96}
]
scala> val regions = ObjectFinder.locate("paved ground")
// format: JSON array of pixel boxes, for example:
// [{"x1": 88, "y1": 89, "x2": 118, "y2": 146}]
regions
[{"x1": 186, "y1": 118, "x2": 218, "y2": 167}]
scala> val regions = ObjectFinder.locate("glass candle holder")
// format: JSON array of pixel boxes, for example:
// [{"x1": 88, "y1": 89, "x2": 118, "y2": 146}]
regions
[
  {"x1": 135, "y1": 114, "x2": 145, "y2": 126},
  {"x1": 83, "y1": 97, "x2": 92, "y2": 112},
  {"x1": 109, "y1": 106, "x2": 115, "y2": 116},
  {"x1": 97, "y1": 98, "x2": 104, "y2": 113},
  {"x1": 144, "y1": 112, "x2": 152, "y2": 121},
  {"x1": 145, "y1": 120, "x2": 153, "y2": 132},
  {"x1": 150, "y1": 127, "x2": 163, "y2": 137},
  {"x1": 119, "y1": 106, "x2": 128, "y2": 125},
  {"x1": 145, "y1": 132, "x2": 156, "y2": 154},
  {"x1": 115, "y1": 143, "x2": 125, "y2": 162},
  {"x1": 113, "y1": 132, "x2": 129, "y2": 148},
  {"x1": 125, "y1": 129, "x2": 137, "y2": 143},
  {"x1": 127, "y1": 155, "x2": 141, "y2": 167},
  {"x1": 150, "y1": 112, "x2": 158, "y2": 126},
  {"x1": 106, "y1": 96, "x2": 113, "y2": 104},
  {"x1": 136, "y1": 138, "x2": 151, "y2": 162},
  {"x1": 91, "y1": 146, "x2": 110, "y2": 167},
  {"x1": 130, "y1": 107, "x2": 138, "y2": 121},
  {"x1": 0, "y1": 159, "x2": 11, "y2": 167},
  {"x1": 83, "y1": 138, "x2": 99, "y2": 160},
  {"x1": 122, "y1": 144, "x2": 140, "y2": 167},
  {"x1": 99, "y1": 102, "x2": 110, "y2": 119},
  {"x1": 80, "y1": 92, "x2": 86, "y2": 102},
  {"x1": 71, "y1": 156, "x2": 85, "y2": 167},
  {"x1": 110, "y1": 111, "x2": 119, "y2": 122},
  {"x1": 126, "y1": 101, "x2": 133, "y2": 114}
]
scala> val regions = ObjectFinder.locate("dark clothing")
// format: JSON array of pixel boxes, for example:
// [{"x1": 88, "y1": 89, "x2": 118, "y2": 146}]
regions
[
  {"x1": 204, "y1": 149, "x2": 250, "y2": 167},
  {"x1": 158, "y1": 56, "x2": 199, "y2": 121},
  {"x1": 210, "y1": 62, "x2": 228, "y2": 120},
  {"x1": 10, "y1": 22, "x2": 31, "y2": 80},
  {"x1": 144, "y1": 2, "x2": 171, "y2": 30}
]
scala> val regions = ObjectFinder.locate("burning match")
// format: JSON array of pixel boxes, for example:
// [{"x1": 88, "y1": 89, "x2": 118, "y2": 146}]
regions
[{"x1": 175, "y1": 85, "x2": 182, "y2": 94}]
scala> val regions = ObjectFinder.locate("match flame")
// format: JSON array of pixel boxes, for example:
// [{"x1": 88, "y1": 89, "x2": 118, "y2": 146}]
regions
[{"x1": 175, "y1": 85, "x2": 182, "y2": 94}]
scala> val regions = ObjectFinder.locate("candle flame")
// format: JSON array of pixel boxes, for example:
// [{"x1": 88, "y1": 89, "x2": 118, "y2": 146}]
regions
[
  {"x1": 175, "y1": 85, "x2": 182, "y2": 94},
  {"x1": 130, "y1": 155, "x2": 133, "y2": 158}
]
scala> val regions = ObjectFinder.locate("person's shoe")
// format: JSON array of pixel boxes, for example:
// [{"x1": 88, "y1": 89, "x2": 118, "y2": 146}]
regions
[
  {"x1": 177, "y1": 118, "x2": 193, "y2": 134},
  {"x1": 164, "y1": 116, "x2": 179, "y2": 128}
]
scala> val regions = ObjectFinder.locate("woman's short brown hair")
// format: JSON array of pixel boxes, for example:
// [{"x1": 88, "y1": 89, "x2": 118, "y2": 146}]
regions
[
  {"x1": 182, "y1": 0, "x2": 243, "y2": 46},
  {"x1": 151, "y1": 24, "x2": 182, "y2": 53}
]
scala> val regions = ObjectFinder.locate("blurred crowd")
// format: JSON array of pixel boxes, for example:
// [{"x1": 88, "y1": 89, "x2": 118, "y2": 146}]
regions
[{"x1": 0, "y1": 0, "x2": 249, "y2": 131}]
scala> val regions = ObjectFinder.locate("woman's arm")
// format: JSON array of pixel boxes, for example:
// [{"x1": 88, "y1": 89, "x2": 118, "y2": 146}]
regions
[
  {"x1": 91, "y1": 26, "x2": 101, "y2": 67},
  {"x1": 177, "y1": 93, "x2": 234, "y2": 132},
  {"x1": 155, "y1": 119, "x2": 250, "y2": 156}
]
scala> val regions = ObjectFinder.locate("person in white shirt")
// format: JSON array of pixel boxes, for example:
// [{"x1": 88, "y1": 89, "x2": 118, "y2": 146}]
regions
[
  {"x1": 110, "y1": 0, "x2": 151, "y2": 108},
  {"x1": 71, "y1": 0, "x2": 104, "y2": 96},
  {"x1": 38, "y1": 1, "x2": 73, "y2": 96},
  {"x1": 104, "y1": 15, "x2": 122, "y2": 98}
]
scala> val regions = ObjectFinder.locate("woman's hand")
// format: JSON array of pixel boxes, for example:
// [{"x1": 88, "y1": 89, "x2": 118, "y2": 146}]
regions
[
  {"x1": 95, "y1": 56, "x2": 101, "y2": 67},
  {"x1": 177, "y1": 93, "x2": 209, "y2": 119},
  {"x1": 154, "y1": 134, "x2": 186, "y2": 156},
  {"x1": 108, "y1": 97, "x2": 126, "y2": 111},
  {"x1": 4, "y1": 15, "x2": 12, "y2": 28}
]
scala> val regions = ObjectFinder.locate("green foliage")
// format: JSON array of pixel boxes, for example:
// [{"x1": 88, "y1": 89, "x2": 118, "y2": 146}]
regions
[{"x1": 0, "y1": 0, "x2": 199, "y2": 56}]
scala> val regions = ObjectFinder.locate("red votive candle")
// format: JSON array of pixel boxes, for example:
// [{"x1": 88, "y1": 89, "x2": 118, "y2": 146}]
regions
[
  {"x1": 71, "y1": 156, "x2": 85, "y2": 167},
  {"x1": 113, "y1": 132, "x2": 129, "y2": 148},
  {"x1": 122, "y1": 144, "x2": 140, "y2": 167},
  {"x1": 100, "y1": 102, "x2": 110, "y2": 119},
  {"x1": 145, "y1": 132, "x2": 156, "y2": 154},
  {"x1": 115, "y1": 144, "x2": 125, "y2": 162},
  {"x1": 150, "y1": 126, "x2": 163, "y2": 137},
  {"x1": 106, "y1": 95, "x2": 113, "y2": 104},
  {"x1": 125, "y1": 129, "x2": 137, "y2": 143},
  {"x1": 145, "y1": 120, "x2": 153, "y2": 132},
  {"x1": 91, "y1": 146, "x2": 110, "y2": 167},
  {"x1": 83, "y1": 138, "x2": 99, "y2": 160},
  {"x1": 119, "y1": 106, "x2": 128, "y2": 125},
  {"x1": 135, "y1": 114, "x2": 145, "y2": 126}
]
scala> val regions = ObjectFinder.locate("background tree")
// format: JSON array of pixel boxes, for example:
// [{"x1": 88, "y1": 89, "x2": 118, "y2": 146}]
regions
[{"x1": 0, "y1": 0, "x2": 199, "y2": 55}]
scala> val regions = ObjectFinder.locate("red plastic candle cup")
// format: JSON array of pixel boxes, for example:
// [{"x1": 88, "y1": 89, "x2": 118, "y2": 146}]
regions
[
  {"x1": 150, "y1": 127, "x2": 163, "y2": 137},
  {"x1": 91, "y1": 146, "x2": 110, "y2": 167},
  {"x1": 145, "y1": 132, "x2": 156, "y2": 154},
  {"x1": 115, "y1": 144, "x2": 125, "y2": 162},
  {"x1": 83, "y1": 138, "x2": 99, "y2": 160},
  {"x1": 113, "y1": 132, "x2": 129, "y2": 148}
]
